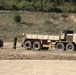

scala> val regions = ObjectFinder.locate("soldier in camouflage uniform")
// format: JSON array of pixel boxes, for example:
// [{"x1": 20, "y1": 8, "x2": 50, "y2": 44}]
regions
[
  {"x1": 21, "y1": 33, "x2": 26, "y2": 47},
  {"x1": 13, "y1": 35, "x2": 17, "y2": 49}
]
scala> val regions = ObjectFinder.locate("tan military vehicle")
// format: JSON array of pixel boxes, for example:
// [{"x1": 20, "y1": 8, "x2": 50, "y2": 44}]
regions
[
  {"x1": 0, "y1": 35, "x2": 3, "y2": 48},
  {"x1": 22, "y1": 30, "x2": 76, "y2": 51}
]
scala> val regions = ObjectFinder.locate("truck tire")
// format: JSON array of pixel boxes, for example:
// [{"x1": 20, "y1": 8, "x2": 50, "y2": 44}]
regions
[
  {"x1": 0, "y1": 40, "x2": 3, "y2": 47},
  {"x1": 66, "y1": 43, "x2": 75, "y2": 51},
  {"x1": 55, "y1": 42, "x2": 65, "y2": 51},
  {"x1": 33, "y1": 41, "x2": 41, "y2": 50},
  {"x1": 24, "y1": 40, "x2": 32, "y2": 50}
]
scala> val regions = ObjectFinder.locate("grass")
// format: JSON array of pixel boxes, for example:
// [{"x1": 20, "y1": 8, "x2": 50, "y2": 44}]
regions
[{"x1": 0, "y1": 11, "x2": 76, "y2": 41}]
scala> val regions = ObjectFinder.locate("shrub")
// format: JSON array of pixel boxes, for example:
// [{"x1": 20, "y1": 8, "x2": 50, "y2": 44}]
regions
[
  {"x1": 18, "y1": 1, "x2": 34, "y2": 11},
  {"x1": 4, "y1": 5, "x2": 12, "y2": 10},
  {"x1": 0, "y1": 5, "x2": 5, "y2": 10},
  {"x1": 14, "y1": 13, "x2": 21, "y2": 23}
]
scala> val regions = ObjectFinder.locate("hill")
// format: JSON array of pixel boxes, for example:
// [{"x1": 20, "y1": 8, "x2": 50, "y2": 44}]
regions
[{"x1": 0, "y1": 11, "x2": 76, "y2": 41}]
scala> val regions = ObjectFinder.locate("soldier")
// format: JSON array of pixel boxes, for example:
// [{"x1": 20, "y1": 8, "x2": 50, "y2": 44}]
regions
[
  {"x1": 13, "y1": 35, "x2": 17, "y2": 49},
  {"x1": 21, "y1": 33, "x2": 26, "y2": 47},
  {"x1": 0, "y1": 35, "x2": 3, "y2": 40}
]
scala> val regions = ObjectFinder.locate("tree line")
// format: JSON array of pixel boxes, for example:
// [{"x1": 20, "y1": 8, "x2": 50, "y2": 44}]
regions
[{"x1": 0, "y1": 0, "x2": 76, "y2": 13}]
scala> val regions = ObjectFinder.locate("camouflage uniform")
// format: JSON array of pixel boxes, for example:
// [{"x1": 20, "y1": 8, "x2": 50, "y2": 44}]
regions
[
  {"x1": 21, "y1": 33, "x2": 26, "y2": 47},
  {"x1": 13, "y1": 35, "x2": 17, "y2": 49}
]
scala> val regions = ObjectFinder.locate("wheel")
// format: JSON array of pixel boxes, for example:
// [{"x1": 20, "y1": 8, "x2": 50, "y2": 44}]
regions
[
  {"x1": 0, "y1": 40, "x2": 3, "y2": 47},
  {"x1": 33, "y1": 41, "x2": 41, "y2": 50},
  {"x1": 24, "y1": 40, "x2": 32, "y2": 50},
  {"x1": 66, "y1": 43, "x2": 75, "y2": 51},
  {"x1": 55, "y1": 42, "x2": 65, "y2": 51}
]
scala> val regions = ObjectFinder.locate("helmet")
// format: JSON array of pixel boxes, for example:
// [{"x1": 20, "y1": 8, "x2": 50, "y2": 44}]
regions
[{"x1": 15, "y1": 35, "x2": 17, "y2": 37}]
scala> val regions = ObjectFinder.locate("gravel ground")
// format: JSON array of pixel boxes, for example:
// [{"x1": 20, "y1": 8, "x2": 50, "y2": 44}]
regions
[
  {"x1": 0, "y1": 42, "x2": 76, "y2": 75},
  {"x1": 0, "y1": 60, "x2": 76, "y2": 75},
  {"x1": 0, "y1": 42, "x2": 76, "y2": 60}
]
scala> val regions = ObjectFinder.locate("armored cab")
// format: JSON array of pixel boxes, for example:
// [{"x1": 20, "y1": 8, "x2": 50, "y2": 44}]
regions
[{"x1": 55, "y1": 30, "x2": 75, "y2": 51}]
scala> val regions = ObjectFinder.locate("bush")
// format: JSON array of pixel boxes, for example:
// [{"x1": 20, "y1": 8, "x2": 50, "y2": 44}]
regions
[
  {"x1": 0, "y1": 5, "x2": 5, "y2": 10},
  {"x1": 4, "y1": 5, "x2": 12, "y2": 10},
  {"x1": 18, "y1": 1, "x2": 34, "y2": 11},
  {"x1": 14, "y1": 13, "x2": 21, "y2": 23}
]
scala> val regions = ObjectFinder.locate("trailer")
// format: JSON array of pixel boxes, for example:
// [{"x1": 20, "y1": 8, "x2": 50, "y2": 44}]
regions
[{"x1": 22, "y1": 30, "x2": 76, "y2": 51}]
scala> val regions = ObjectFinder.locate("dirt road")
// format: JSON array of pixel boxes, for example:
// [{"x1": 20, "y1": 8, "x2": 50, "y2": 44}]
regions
[
  {"x1": 0, "y1": 60, "x2": 76, "y2": 75},
  {"x1": 0, "y1": 42, "x2": 76, "y2": 75}
]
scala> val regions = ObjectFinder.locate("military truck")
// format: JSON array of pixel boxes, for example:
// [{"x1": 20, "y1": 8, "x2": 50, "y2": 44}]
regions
[
  {"x1": 0, "y1": 40, "x2": 3, "y2": 48},
  {"x1": 22, "y1": 30, "x2": 76, "y2": 51},
  {"x1": 0, "y1": 35, "x2": 3, "y2": 48}
]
